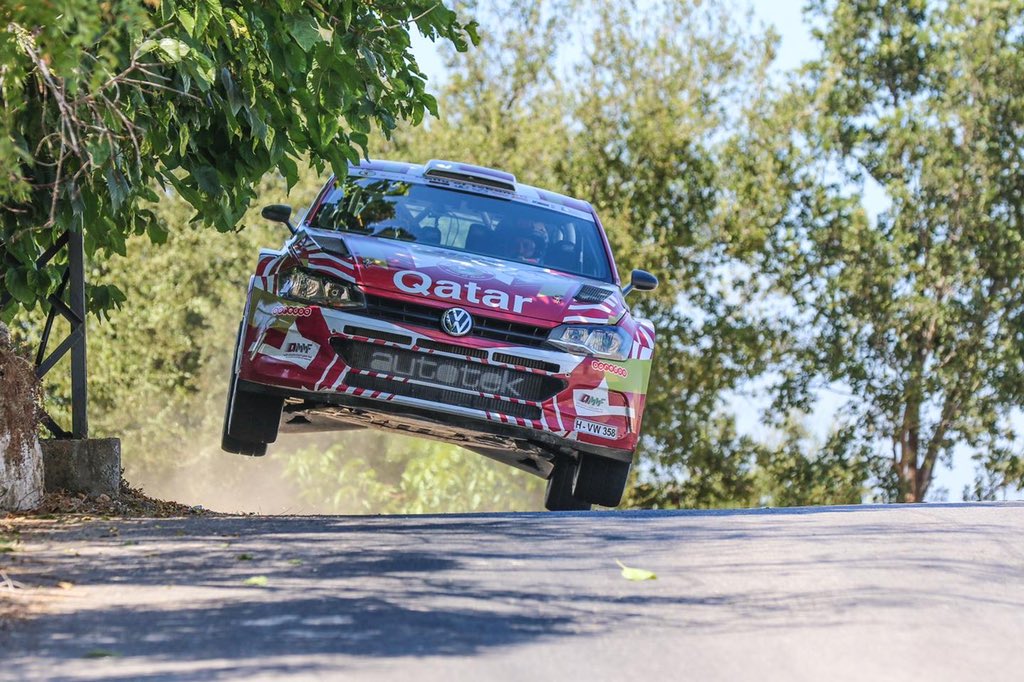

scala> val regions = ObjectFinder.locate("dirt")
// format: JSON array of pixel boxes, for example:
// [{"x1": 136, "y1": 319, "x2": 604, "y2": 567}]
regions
[{"x1": 7, "y1": 478, "x2": 215, "y2": 519}]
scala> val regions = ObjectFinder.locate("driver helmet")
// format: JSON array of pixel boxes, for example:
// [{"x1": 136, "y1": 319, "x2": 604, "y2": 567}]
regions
[{"x1": 511, "y1": 219, "x2": 549, "y2": 263}]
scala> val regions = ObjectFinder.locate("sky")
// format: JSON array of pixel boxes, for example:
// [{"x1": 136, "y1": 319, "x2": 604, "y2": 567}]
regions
[{"x1": 410, "y1": 2, "x2": 1022, "y2": 502}]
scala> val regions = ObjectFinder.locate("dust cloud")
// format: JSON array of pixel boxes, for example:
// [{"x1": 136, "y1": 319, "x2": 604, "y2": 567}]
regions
[
  {"x1": 125, "y1": 432, "x2": 367, "y2": 515},
  {"x1": 133, "y1": 448, "x2": 315, "y2": 515}
]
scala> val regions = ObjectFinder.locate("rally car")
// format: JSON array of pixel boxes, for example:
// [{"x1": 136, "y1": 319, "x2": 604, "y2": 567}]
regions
[{"x1": 222, "y1": 159, "x2": 658, "y2": 510}]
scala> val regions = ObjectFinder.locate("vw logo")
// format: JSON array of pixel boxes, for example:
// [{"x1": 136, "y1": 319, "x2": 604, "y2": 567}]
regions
[{"x1": 441, "y1": 307, "x2": 474, "y2": 337}]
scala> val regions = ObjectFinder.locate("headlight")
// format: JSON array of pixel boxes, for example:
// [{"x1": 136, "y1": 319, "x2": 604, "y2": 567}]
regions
[
  {"x1": 548, "y1": 324, "x2": 632, "y2": 360},
  {"x1": 278, "y1": 269, "x2": 363, "y2": 308}
]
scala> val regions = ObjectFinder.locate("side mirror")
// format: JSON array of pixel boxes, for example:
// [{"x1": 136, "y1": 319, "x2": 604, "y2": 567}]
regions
[
  {"x1": 262, "y1": 204, "x2": 296, "y2": 234},
  {"x1": 623, "y1": 269, "x2": 658, "y2": 296}
]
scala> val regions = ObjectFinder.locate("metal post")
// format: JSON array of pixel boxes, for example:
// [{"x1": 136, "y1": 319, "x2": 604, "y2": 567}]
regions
[{"x1": 68, "y1": 229, "x2": 88, "y2": 438}]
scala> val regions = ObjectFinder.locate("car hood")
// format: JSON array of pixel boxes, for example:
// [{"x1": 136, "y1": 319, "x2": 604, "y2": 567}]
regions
[{"x1": 302, "y1": 230, "x2": 625, "y2": 325}]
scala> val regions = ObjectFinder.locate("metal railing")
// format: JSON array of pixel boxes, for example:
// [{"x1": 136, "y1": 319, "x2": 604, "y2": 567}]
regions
[{"x1": 1, "y1": 230, "x2": 88, "y2": 439}]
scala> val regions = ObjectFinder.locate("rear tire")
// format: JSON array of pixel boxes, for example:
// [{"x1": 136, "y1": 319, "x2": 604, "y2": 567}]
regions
[
  {"x1": 544, "y1": 457, "x2": 591, "y2": 511},
  {"x1": 572, "y1": 454, "x2": 631, "y2": 508}
]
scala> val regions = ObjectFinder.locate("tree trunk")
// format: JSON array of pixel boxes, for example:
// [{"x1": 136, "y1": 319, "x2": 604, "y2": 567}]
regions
[
  {"x1": 897, "y1": 397, "x2": 923, "y2": 503},
  {"x1": 0, "y1": 324, "x2": 44, "y2": 511}
]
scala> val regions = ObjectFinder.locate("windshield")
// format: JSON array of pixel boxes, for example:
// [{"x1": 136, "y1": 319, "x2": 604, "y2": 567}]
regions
[{"x1": 308, "y1": 176, "x2": 613, "y2": 281}]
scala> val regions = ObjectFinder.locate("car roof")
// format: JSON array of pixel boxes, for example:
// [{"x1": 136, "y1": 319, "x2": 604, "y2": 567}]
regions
[{"x1": 351, "y1": 159, "x2": 596, "y2": 217}]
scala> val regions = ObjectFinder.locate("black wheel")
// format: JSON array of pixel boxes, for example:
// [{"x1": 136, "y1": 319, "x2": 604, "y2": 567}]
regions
[
  {"x1": 572, "y1": 454, "x2": 631, "y2": 508},
  {"x1": 227, "y1": 386, "x2": 284, "y2": 443},
  {"x1": 221, "y1": 323, "x2": 279, "y2": 456},
  {"x1": 544, "y1": 456, "x2": 591, "y2": 511},
  {"x1": 221, "y1": 431, "x2": 268, "y2": 457}
]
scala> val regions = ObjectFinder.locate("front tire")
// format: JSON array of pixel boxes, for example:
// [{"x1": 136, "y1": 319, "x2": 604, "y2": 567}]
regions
[
  {"x1": 221, "y1": 324, "x2": 280, "y2": 456},
  {"x1": 221, "y1": 430, "x2": 268, "y2": 457},
  {"x1": 544, "y1": 456, "x2": 591, "y2": 511},
  {"x1": 226, "y1": 386, "x2": 284, "y2": 444},
  {"x1": 572, "y1": 454, "x2": 631, "y2": 508}
]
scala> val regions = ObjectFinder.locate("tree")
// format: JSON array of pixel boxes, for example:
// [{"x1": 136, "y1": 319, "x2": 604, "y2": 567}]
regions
[
  {"x1": 726, "y1": 0, "x2": 1024, "y2": 501},
  {"x1": 558, "y1": 1, "x2": 792, "y2": 507},
  {"x1": 1, "y1": 0, "x2": 477, "y2": 316},
  {"x1": 387, "y1": 0, "x2": 821, "y2": 509},
  {"x1": 387, "y1": 0, "x2": 572, "y2": 188}
]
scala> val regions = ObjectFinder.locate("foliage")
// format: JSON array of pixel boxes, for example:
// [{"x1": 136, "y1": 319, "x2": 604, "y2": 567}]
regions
[
  {"x1": 391, "y1": 0, "x2": 571, "y2": 189},
  {"x1": 393, "y1": 0, "x2": 1024, "y2": 504},
  {"x1": 724, "y1": 0, "x2": 1024, "y2": 501},
  {"x1": 285, "y1": 432, "x2": 542, "y2": 513},
  {"x1": 1, "y1": 0, "x2": 477, "y2": 318},
  {"x1": 7, "y1": 169, "x2": 298, "y2": 494},
  {"x1": 752, "y1": 422, "x2": 890, "y2": 506},
  {"x1": 7, "y1": 0, "x2": 1024, "y2": 510}
]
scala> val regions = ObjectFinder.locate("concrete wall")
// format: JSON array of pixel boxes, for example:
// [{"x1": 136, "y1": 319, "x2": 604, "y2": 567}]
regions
[{"x1": 41, "y1": 438, "x2": 122, "y2": 498}]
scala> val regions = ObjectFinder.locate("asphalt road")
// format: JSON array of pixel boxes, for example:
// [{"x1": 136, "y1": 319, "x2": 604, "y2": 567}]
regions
[{"x1": 2, "y1": 503, "x2": 1023, "y2": 681}]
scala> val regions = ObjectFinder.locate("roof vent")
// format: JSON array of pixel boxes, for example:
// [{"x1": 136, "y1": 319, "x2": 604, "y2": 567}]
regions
[{"x1": 423, "y1": 159, "x2": 516, "y2": 192}]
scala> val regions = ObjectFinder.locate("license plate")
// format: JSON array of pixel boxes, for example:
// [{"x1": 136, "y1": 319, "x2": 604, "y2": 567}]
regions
[{"x1": 574, "y1": 418, "x2": 618, "y2": 440}]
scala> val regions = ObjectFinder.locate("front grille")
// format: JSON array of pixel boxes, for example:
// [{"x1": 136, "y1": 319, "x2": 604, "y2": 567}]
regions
[
  {"x1": 472, "y1": 317, "x2": 551, "y2": 346},
  {"x1": 359, "y1": 294, "x2": 552, "y2": 348},
  {"x1": 416, "y1": 338, "x2": 488, "y2": 359},
  {"x1": 344, "y1": 373, "x2": 541, "y2": 420},
  {"x1": 343, "y1": 325, "x2": 412, "y2": 345},
  {"x1": 332, "y1": 340, "x2": 563, "y2": 402},
  {"x1": 491, "y1": 352, "x2": 560, "y2": 373}
]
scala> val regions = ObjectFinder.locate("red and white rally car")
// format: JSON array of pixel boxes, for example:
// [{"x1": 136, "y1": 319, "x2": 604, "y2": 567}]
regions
[{"x1": 223, "y1": 159, "x2": 658, "y2": 510}]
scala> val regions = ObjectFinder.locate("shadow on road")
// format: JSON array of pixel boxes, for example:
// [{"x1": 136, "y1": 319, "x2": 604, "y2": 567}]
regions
[{"x1": 3, "y1": 504, "x2": 1023, "y2": 680}]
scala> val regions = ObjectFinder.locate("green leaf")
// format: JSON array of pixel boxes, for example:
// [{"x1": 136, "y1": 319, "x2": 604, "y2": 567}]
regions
[
  {"x1": 146, "y1": 219, "x2": 169, "y2": 245},
  {"x1": 243, "y1": 575, "x2": 268, "y2": 587},
  {"x1": 165, "y1": 173, "x2": 201, "y2": 206},
  {"x1": 106, "y1": 228, "x2": 127, "y2": 258},
  {"x1": 350, "y1": 132, "x2": 369, "y2": 156},
  {"x1": 83, "y1": 650, "x2": 119, "y2": 659},
  {"x1": 192, "y1": 166, "x2": 221, "y2": 196},
  {"x1": 288, "y1": 15, "x2": 321, "y2": 52},
  {"x1": 161, "y1": 0, "x2": 177, "y2": 23},
  {"x1": 220, "y1": 68, "x2": 244, "y2": 117},
  {"x1": 194, "y1": 0, "x2": 210, "y2": 36},
  {"x1": 156, "y1": 38, "x2": 190, "y2": 63},
  {"x1": 421, "y1": 93, "x2": 439, "y2": 118},
  {"x1": 464, "y1": 20, "x2": 481, "y2": 46},
  {"x1": 104, "y1": 167, "x2": 130, "y2": 212},
  {"x1": 177, "y1": 8, "x2": 196, "y2": 36},
  {"x1": 278, "y1": 155, "x2": 299, "y2": 190},
  {"x1": 4, "y1": 269, "x2": 34, "y2": 305},
  {"x1": 199, "y1": 0, "x2": 225, "y2": 31},
  {"x1": 358, "y1": 46, "x2": 378, "y2": 73},
  {"x1": 616, "y1": 560, "x2": 657, "y2": 581},
  {"x1": 136, "y1": 39, "x2": 159, "y2": 58},
  {"x1": 341, "y1": 0, "x2": 354, "y2": 30},
  {"x1": 138, "y1": 186, "x2": 160, "y2": 204}
]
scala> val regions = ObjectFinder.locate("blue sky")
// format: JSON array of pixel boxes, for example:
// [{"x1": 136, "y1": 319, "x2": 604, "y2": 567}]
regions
[{"x1": 411, "y1": 2, "x2": 1020, "y2": 501}]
